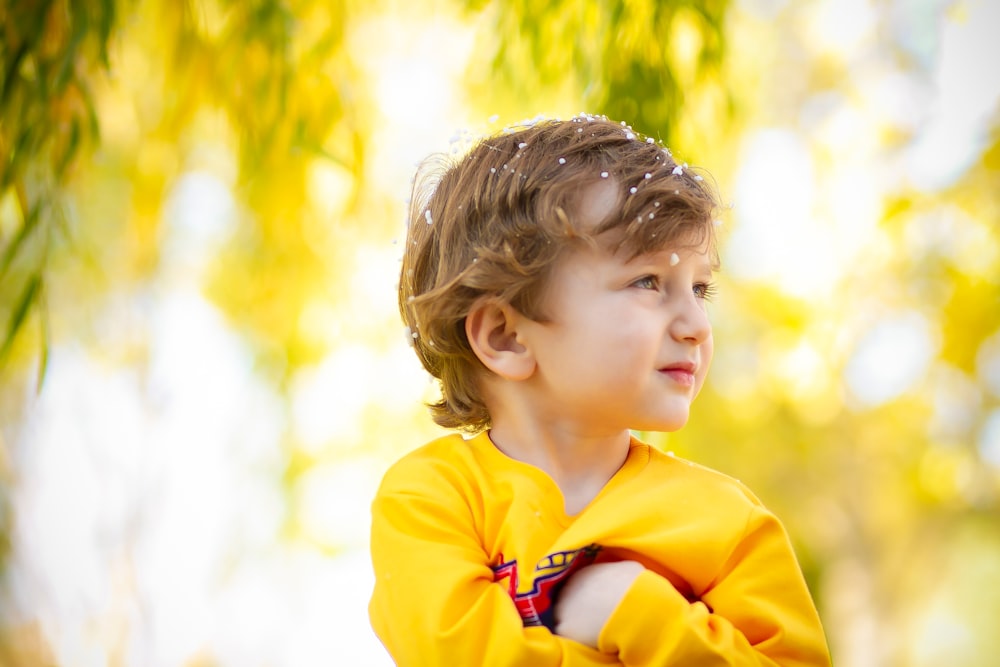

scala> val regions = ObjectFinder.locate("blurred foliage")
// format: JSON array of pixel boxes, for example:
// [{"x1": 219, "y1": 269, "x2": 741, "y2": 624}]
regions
[
  {"x1": 0, "y1": 0, "x2": 116, "y2": 383},
  {"x1": 0, "y1": 0, "x2": 365, "y2": 385},
  {"x1": 1, "y1": 0, "x2": 999, "y2": 665},
  {"x1": 463, "y1": 0, "x2": 731, "y2": 148}
]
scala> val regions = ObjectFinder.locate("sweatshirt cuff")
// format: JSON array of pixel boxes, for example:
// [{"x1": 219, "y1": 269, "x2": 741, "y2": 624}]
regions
[{"x1": 597, "y1": 569, "x2": 689, "y2": 659}]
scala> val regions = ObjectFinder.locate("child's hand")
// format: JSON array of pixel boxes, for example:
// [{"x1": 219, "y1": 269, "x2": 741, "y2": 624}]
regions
[{"x1": 553, "y1": 560, "x2": 645, "y2": 649}]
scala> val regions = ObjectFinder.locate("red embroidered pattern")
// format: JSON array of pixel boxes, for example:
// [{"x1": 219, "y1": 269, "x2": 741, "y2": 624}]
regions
[{"x1": 491, "y1": 544, "x2": 602, "y2": 630}]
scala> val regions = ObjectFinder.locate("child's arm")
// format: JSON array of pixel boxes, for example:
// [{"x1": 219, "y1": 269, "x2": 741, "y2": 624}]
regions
[
  {"x1": 369, "y1": 464, "x2": 621, "y2": 666},
  {"x1": 555, "y1": 504, "x2": 831, "y2": 666},
  {"x1": 553, "y1": 560, "x2": 645, "y2": 645}
]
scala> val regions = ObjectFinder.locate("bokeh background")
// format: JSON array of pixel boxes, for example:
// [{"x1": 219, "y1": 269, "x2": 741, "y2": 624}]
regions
[{"x1": 1, "y1": 0, "x2": 999, "y2": 665}]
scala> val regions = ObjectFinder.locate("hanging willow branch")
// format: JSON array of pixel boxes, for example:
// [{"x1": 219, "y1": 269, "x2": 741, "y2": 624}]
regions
[
  {"x1": 461, "y1": 0, "x2": 731, "y2": 143},
  {"x1": 0, "y1": 0, "x2": 117, "y2": 385}
]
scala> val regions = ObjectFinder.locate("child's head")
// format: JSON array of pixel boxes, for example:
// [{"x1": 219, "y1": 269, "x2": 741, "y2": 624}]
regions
[{"x1": 400, "y1": 115, "x2": 720, "y2": 432}]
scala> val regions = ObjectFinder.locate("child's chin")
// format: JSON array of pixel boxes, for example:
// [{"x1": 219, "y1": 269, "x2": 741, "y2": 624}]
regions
[
  {"x1": 661, "y1": 421, "x2": 689, "y2": 433},
  {"x1": 635, "y1": 413, "x2": 691, "y2": 433}
]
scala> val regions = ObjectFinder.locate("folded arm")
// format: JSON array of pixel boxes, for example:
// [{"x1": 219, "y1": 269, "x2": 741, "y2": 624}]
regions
[
  {"x1": 587, "y1": 505, "x2": 831, "y2": 666},
  {"x1": 369, "y1": 478, "x2": 619, "y2": 666}
]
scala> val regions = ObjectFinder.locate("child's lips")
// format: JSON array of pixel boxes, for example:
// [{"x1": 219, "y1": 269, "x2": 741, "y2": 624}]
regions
[{"x1": 660, "y1": 362, "x2": 696, "y2": 386}]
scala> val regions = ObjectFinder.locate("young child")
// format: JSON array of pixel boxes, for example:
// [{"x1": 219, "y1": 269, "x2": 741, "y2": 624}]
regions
[{"x1": 369, "y1": 115, "x2": 831, "y2": 665}]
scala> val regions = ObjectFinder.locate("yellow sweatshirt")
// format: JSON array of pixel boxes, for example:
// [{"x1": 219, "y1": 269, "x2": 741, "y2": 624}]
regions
[{"x1": 369, "y1": 432, "x2": 831, "y2": 666}]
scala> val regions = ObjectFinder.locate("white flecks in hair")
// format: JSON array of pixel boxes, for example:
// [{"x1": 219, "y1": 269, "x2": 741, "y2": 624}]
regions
[
  {"x1": 625, "y1": 131, "x2": 635, "y2": 140},
  {"x1": 674, "y1": 190, "x2": 680, "y2": 195},
  {"x1": 425, "y1": 209, "x2": 433, "y2": 224},
  {"x1": 601, "y1": 171, "x2": 609, "y2": 178},
  {"x1": 672, "y1": 165, "x2": 684, "y2": 176},
  {"x1": 577, "y1": 128, "x2": 584, "y2": 133},
  {"x1": 629, "y1": 186, "x2": 638, "y2": 194},
  {"x1": 648, "y1": 212, "x2": 655, "y2": 219},
  {"x1": 670, "y1": 252, "x2": 680, "y2": 266},
  {"x1": 646, "y1": 137, "x2": 655, "y2": 144},
  {"x1": 490, "y1": 167, "x2": 496, "y2": 173},
  {"x1": 518, "y1": 142, "x2": 528, "y2": 149},
  {"x1": 694, "y1": 175, "x2": 704, "y2": 181},
  {"x1": 644, "y1": 173, "x2": 652, "y2": 179},
  {"x1": 558, "y1": 157, "x2": 566, "y2": 164},
  {"x1": 654, "y1": 201, "x2": 661, "y2": 207}
]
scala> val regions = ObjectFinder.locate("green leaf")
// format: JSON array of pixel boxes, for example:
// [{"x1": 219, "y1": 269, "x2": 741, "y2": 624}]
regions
[
  {"x1": 0, "y1": 273, "x2": 43, "y2": 366},
  {"x1": 0, "y1": 201, "x2": 41, "y2": 284}
]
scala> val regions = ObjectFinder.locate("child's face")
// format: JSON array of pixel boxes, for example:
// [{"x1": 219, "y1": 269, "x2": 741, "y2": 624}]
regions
[{"x1": 520, "y1": 182, "x2": 714, "y2": 434}]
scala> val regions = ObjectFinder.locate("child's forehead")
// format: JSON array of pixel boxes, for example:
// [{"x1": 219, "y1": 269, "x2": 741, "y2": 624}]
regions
[
  {"x1": 574, "y1": 179, "x2": 621, "y2": 231},
  {"x1": 568, "y1": 179, "x2": 715, "y2": 255},
  {"x1": 626, "y1": 244, "x2": 718, "y2": 269},
  {"x1": 592, "y1": 229, "x2": 716, "y2": 264}
]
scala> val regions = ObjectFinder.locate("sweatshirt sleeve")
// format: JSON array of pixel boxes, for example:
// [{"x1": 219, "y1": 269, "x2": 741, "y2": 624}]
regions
[
  {"x1": 596, "y1": 504, "x2": 831, "y2": 666},
  {"x1": 369, "y1": 465, "x2": 619, "y2": 667}
]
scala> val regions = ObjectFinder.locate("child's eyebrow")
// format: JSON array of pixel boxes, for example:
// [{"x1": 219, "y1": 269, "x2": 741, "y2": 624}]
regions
[{"x1": 625, "y1": 248, "x2": 716, "y2": 268}]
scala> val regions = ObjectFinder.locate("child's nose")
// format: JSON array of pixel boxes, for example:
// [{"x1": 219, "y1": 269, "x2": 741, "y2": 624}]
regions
[{"x1": 670, "y1": 298, "x2": 712, "y2": 344}]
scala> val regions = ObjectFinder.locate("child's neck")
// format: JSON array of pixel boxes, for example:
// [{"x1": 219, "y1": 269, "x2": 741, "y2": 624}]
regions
[{"x1": 488, "y1": 421, "x2": 631, "y2": 516}]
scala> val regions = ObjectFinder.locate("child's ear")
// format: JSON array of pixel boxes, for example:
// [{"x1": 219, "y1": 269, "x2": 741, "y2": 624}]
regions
[{"x1": 466, "y1": 298, "x2": 535, "y2": 381}]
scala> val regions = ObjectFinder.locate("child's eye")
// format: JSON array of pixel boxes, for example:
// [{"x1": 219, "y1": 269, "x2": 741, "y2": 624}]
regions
[
  {"x1": 693, "y1": 281, "x2": 717, "y2": 301},
  {"x1": 632, "y1": 275, "x2": 659, "y2": 290}
]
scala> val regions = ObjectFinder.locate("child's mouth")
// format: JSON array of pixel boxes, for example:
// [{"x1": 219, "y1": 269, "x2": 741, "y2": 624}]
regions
[{"x1": 660, "y1": 362, "x2": 696, "y2": 386}]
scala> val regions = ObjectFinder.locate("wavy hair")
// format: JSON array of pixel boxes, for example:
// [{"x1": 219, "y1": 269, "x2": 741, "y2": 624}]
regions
[{"x1": 400, "y1": 115, "x2": 720, "y2": 432}]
